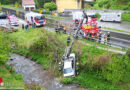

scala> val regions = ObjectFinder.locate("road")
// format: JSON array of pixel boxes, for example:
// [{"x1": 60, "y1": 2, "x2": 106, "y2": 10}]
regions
[
  {"x1": 98, "y1": 21, "x2": 130, "y2": 31},
  {"x1": 0, "y1": 17, "x2": 129, "y2": 48}
]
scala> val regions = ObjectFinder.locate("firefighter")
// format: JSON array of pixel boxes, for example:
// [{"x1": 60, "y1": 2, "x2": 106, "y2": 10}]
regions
[
  {"x1": 107, "y1": 32, "x2": 110, "y2": 44},
  {"x1": 63, "y1": 26, "x2": 66, "y2": 34},
  {"x1": 25, "y1": 24, "x2": 29, "y2": 32},
  {"x1": 22, "y1": 24, "x2": 24, "y2": 29},
  {"x1": 67, "y1": 36, "x2": 71, "y2": 46},
  {"x1": 104, "y1": 34, "x2": 107, "y2": 44},
  {"x1": 98, "y1": 31, "x2": 102, "y2": 43}
]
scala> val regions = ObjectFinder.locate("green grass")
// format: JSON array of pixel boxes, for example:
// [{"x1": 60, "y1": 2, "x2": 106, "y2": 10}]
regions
[
  {"x1": 1, "y1": 5, "x2": 24, "y2": 11},
  {"x1": 45, "y1": 15, "x2": 72, "y2": 21},
  {"x1": 0, "y1": 65, "x2": 25, "y2": 89},
  {"x1": 82, "y1": 39, "x2": 125, "y2": 51},
  {"x1": 122, "y1": 13, "x2": 130, "y2": 22},
  {"x1": 103, "y1": 27, "x2": 130, "y2": 34}
]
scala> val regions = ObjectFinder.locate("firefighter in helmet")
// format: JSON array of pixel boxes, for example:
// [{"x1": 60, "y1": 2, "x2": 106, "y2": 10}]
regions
[
  {"x1": 107, "y1": 32, "x2": 111, "y2": 44},
  {"x1": 67, "y1": 36, "x2": 71, "y2": 46},
  {"x1": 98, "y1": 31, "x2": 102, "y2": 43}
]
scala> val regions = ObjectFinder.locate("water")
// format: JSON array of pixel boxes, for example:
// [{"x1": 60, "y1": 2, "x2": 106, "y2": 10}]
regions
[{"x1": 7, "y1": 54, "x2": 83, "y2": 90}]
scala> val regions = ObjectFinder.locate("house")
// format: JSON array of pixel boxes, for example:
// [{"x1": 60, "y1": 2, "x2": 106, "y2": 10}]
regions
[
  {"x1": 55, "y1": 0, "x2": 93, "y2": 13},
  {"x1": 22, "y1": 0, "x2": 35, "y2": 11}
]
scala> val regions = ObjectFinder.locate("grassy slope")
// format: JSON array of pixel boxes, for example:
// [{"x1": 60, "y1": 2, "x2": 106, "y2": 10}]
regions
[
  {"x1": 7, "y1": 28, "x2": 130, "y2": 89},
  {"x1": 0, "y1": 31, "x2": 25, "y2": 89},
  {"x1": 0, "y1": 65, "x2": 25, "y2": 89}
]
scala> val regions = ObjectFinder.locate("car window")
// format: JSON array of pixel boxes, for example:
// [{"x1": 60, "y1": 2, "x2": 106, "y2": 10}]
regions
[
  {"x1": 35, "y1": 16, "x2": 45, "y2": 20},
  {"x1": 69, "y1": 57, "x2": 74, "y2": 60},
  {"x1": 64, "y1": 68, "x2": 73, "y2": 74},
  {"x1": 11, "y1": 18, "x2": 17, "y2": 22}
]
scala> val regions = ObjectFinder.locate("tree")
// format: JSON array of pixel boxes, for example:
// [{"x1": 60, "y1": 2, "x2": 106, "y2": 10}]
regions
[
  {"x1": 34, "y1": 0, "x2": 51, "y2": 8},
  {"x1": 44, "y1": 2, "x2": 57, "y2": 11}
]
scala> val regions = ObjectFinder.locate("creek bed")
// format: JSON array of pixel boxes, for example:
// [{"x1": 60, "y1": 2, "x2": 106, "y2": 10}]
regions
[{"x1": 7, "y1": 53, "x2": 82, "y2": 90}]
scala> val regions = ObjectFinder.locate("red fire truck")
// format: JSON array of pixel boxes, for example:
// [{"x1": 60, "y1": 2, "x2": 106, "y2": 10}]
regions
[{"x1": 73, "y1": 12, "x2": 100, "y2": 37}]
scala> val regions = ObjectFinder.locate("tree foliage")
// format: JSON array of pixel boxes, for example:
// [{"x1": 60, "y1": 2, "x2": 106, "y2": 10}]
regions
[
  {"x1": 34, "y1": 0, "x2": 51, "y2": 8},
  {"x1": 0, "y1": 0, "x2": 21, "y2": 5},
  {"x1": 44, "y1": 2, "x2": 57, "y2": 11},
  {"x1": 93, "y1": 0, "x2": 130, "y2": 10}
]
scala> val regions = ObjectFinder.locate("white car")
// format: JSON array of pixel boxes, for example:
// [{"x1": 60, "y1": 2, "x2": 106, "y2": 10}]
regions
[{"x1": 63, "y1": 53, "x2": 76, "y2": 77}]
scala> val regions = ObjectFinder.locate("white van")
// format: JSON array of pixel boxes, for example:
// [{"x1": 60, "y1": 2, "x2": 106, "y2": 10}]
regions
[
  {"x1": 100, "y1": 13, "x2": 122, "y2": 22},
  {"x1": 25, "y1": 12, "x2": 46, "y2": 26}
]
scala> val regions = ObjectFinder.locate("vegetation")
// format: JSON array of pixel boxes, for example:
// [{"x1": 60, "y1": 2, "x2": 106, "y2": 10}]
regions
[
  {"x1": 44, "y1": 2, "x2": 57, "y2": 11},
  {"x1": 4, "y1": 28, "x2": 129, "y2": 89},
  {"x1": 0, "y1": 31, "x2": 10, "y2": 64},
  {"x1": 122, "y1": 13, "x2": 130, "y2": 22},
  {"x1": 93, "y1": 0, "x2": 130, "y2": 10},
  {"x1": 1, "y1": 5, "x2": 24, "y2": 10},
  {"x1": 34, "y1": 0, "x2": 51, "y2": 8},
  {"x1": 0, "y1": 31, "x2": 25, "y2": 89},
  {"x1": 0, "y1": 65, "x2": 25, "y2": 89},
  {"x1": 0, "y1": 0, "x2": 21, "y2": 5}
]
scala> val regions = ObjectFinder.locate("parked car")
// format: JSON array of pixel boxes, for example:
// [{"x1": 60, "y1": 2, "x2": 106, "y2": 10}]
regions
[
  {"x1": 8, "y1": 15, "x2": 19, "y2": 26},
  {"x1": 0, "y1": 12, "x2": 7, "y2": 19}
]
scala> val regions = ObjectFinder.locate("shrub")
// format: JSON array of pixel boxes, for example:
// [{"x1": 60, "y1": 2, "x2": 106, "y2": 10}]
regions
[
  {"x1": 61, "y1": 77, "x2": 73, "y2": 84},
  {"x1": 0, "y1": 32, "x2": 10, "y2": 64},
  {"x1": 126, "y1": 48, "x2": 130, "y2": 58},
  {"x1": 122, "y1": 13, "x2": 130, "y2": 21},
  {"x1": 95, "y1": 13, "x2": 101, "y2": 19},
  {"x1": 44, "y1": 2, "x2": 57, "y2": 11},
  {"x1": 101, "y1": 55, "x2": 128, "y2": 84}
]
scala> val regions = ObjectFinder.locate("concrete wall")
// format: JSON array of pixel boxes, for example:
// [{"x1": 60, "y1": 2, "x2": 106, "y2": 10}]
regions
[{"x1": 56, "y1": 0, "x2": 82, "y2": 13}]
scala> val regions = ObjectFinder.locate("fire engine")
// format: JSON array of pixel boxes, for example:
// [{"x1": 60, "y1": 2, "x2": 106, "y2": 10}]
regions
[{"x1": 73, "y1": 12, "x2": 100, "y2": 38}]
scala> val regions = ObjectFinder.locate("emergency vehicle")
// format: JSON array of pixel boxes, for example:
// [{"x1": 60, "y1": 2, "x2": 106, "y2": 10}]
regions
[
  {"x1": 100, "y1": 13, "x2": 122, "y2": 22},
  {"x1": 8, "y1": 15, "x2": 19, "y2": 26},
  {"x1": 72, "y1": 11, "x2": 100, "y2": 37},
  {"x1": 25, "y1": 12, "x2": 46, "y2": 27}
]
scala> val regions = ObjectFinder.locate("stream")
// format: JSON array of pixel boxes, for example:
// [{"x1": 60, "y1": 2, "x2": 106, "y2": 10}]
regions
[{"x1": 7, "y1": 54, "x2": 84, "y2": 90}]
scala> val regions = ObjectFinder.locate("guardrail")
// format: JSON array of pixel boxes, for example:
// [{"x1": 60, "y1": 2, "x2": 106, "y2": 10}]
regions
[{"x1": 45, "y1": 18, "x2": 130, "y2": 49}]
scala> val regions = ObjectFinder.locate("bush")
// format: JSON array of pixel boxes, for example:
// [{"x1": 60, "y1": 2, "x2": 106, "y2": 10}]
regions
[
  {"x1": 95, "y1": 13, "x2": 101, "y2": 19},
  {"x1": 44, "y1": 2, "x2": 57, "y2": 11},
  {"x1": 122, "y1": 13, "x2": 130, "y2": 21},
  {"x1": 61, "y1": 77, "x2": 73, "y2": 84},
  {"x1": 101, "y1": 55, "x2": 128, "y2": 84},
  {"x1": 0, "y1": 32, "x2": 10, "y2": 64},
  {"x1": 126, "y1": 48, "x2": 130, "y2": 58}
]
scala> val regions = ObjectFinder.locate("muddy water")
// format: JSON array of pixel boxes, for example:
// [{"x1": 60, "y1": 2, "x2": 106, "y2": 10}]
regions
[{"x1": 7, "y1": 54, "x2": 83, "y2": 90}]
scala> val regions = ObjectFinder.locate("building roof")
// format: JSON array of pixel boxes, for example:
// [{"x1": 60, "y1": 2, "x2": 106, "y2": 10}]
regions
[{"x1": 22, "y1": 0, "x2": 35, "y2": 5}]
